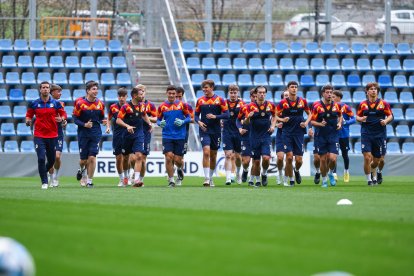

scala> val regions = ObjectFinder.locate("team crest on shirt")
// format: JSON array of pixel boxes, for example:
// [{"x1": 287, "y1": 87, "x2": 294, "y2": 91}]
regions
[
  {"x1": 260, "y1": 105, "x2": 265, "y2": 110},
  {"x1": 38, "y1": 104, "x2": 41, "y2": 107},
  {"x1": 230, "y1": 112, "x2": 234, "y2": 116},
  {"x1": 50, "y1": 104, "x2": 54, "y2": 107},
  {"x1": 297, "y1": 102, "x2": 303, "y2": 108},
  {"x1": 378, "y1": 102, "x2": 384, "y2": 109},
  {"x1": 332, "y1": 106, "x2": 337, "y2": 112}
]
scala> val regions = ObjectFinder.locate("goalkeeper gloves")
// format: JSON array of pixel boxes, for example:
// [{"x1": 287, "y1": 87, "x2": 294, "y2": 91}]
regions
[
  {"x1": 174, "y1": 118, "x2": 184, "y2": 127},
  {"x1": 159, "y1": 120, "x2": 166, "y2": 128}
]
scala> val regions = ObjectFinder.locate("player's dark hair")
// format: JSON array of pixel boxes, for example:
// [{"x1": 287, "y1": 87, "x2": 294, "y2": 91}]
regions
[
  {"x1": 321, "y1": 84, "x2": 334, "y2": 93},
  {"x1": 365, "y1": 82, "x2": 380, "y2": 91},
  {"x1": 250, "y1": 88, "x2": 257, "y2": 96},
  {"x1": 50, "y1": 84, "x2": 62, "y2": 92},
  {"x1": 281, "y1": 90, "x2": 288, "y2": 99},
  {"x1": 118, "y1": 87, "x2": 128, "y2": 97},
  {"x1": 39, "y1": 81, "x2": 50, "y2": 90},
  {"x1": 166, "y1": 85, "x2": 177, "y2": 92},
  {"x1": 131, "y1": 87, "x2": 141, "y2": 97},
  {"x1": 333, "y1": 90, "x2": 343, "y2": 99},
  {"x1": 86, "y1": 80, "x2": 98, "y2": 91},
  {"x1": 287, "y1": 81, "x2": 298, "y2": 88},
  {"x1": 201, "y1": 79, "x2": 215, "y2": 88},
  {"x1": 228, "y1": 84, "x2": 239, "y2": 91},
  {"x1": 254, "y1": 85, "x2": 267, "y2": 93},
  {"x1": 176, "y1": 86, "x2": 185, "y2": 95}
]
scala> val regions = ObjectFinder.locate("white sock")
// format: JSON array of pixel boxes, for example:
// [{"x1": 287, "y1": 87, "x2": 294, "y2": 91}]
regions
[
  {"x1": 124, "y1": 170, "x2": 129, "y2": 178},
  {"x1": 226, "y1": 170, "x2": 232, "y2": 181},
  {"x1": 209, "y1": 169, "x2": 214, "y2": 179},
  {"x1": 134, "y1": 172, "x2": 141, "y2": 181},
  {"x1": 243, "y1": 167, "x2": 248, "y2": 172},
  {"x1": 322, "y1": 176, "x2": 328, "y2": 182},
  {"x1": 290, "y1": 176, "x2": 294, "y2": 181},
  {"x1": 377, "y1": 169, "x2": 382, "y2": 173},
  {"x1": 316, "y1": 167, "x2": 321, "y2": 173},
  {"x1": 262, "y1": 169, "x2": 268, "y2": 175},
  {"x1": 284, "y1": 176, "x2": 289, "y2": 183},
  {"x1": 366, "y1": 174, "x2": 372, "y2": 181},
  {"x1": 169, "y1": 177, "x2": 174, "y2": 183},
  {"x1": 249, "y1": 175, "x2": 254, "y2": 182},
  {"x1": 344, "y1": 169, "x2": 349, "y2": 173},
  {"x1": 279, "y1": 169, "x2": 283, "y2": 177},
  {"x1": 140, "y1": 176, "x2": 144, "y2": 182},
  {"x1": 203, "y1": 168, "x2": 210, "y2": 179},
  {"x1": 87, "y1": 177, "x2": 92, "y2": 184},
  {"x1": 53, "y1": 169, "x2": 59, "y2": 180},
  {"x1": 236, "y1": 166, "x2": 241, "y2": 175},
  {"x1": 119, "y1": 173, "x2": 123, "y2": 181}
]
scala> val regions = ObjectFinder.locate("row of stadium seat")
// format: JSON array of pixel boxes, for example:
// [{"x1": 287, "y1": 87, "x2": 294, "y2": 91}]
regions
[
  {"x1": 0, "y1": 72, "x2": 131, "y2": 86},
  {"x1": 1, "y1": 55, "x2": 127, "y2": 69},
  {"x1": 304, "y1": 141, "x2": 414, "y2": 154},
  {"x1": 191, "y1": 73, "x2": 414, "y2": 88},
  {"x1": 180, "y1": 40, "x2": 414, "y2": 56},
  {"x1": 187, "y1": 57, "x2": 414, "y2": 72},
  {"x1": 0, "y1": 123, "x2": 112, "y2": 137},
  {"x1": 0, "y1": 39, "x2": 123, "y2": 53}
]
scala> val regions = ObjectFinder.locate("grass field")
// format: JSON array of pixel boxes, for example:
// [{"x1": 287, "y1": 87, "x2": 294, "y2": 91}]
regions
[{"x1": 1, "y1": 176, "x2": 414, "y2": 276}]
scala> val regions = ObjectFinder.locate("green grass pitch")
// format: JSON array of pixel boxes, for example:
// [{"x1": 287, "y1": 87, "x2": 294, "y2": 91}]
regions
[{"x1": 1, "y1": 176, "x2": 414, "y2": 276}]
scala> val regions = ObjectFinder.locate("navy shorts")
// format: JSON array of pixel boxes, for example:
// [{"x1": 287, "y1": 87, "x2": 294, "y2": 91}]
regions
[
  {"x1": 282, "y1": 134, "x2": 304, "y2": 156},
  {"x1": 112, "y1": 134, "x2": 124, "y2": 156},
  {"x1": 222, "y1": 132, "x2": 241, "y2": 153},
  {"x1": 316, "y1": 135, "x2": 339, "y2": 155},
  {"x1": 143, "y1": 131, "x2": 151, "y2": 156},
  {"x1": 200, "y1": 132, "x2": 221, "y2": 150},
  {"x1": 122, "y1": 135, "x2": 145, "y2": 155},
  {"x1": 35, "y1": 137, "x2": 57, "y2": 161},
  {"x1": 276, "y1": 137, "x2": 284, "y2": 153},
  {"x1": 361, "y1": 136, "x2": 387, "y2": 158},
  {"x1": 339, "y1": 137, "x2": 350, "y2": 154},
  {"x1": 55, "y1": 135, "x2": 64, "y2": 152},
  {"x1": 313, "y1": 136, "x2": 319, "y2": 155},
  {"x1": 163, "y1": 138, "x2": 185, "y2": 156},
  {"x1": 241, "y1": 138, "x2": 251, "y2": 157},
  {"x1": 251, "y1": 137, "x2": 272, "y2": 160},
  {"x1": 79, "y1": 136, "x2": 101, "y2": 160}
]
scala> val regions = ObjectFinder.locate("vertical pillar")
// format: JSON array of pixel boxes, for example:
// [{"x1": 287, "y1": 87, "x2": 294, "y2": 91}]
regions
[
  {"x1": 264, "y1": 0, "x2": 272, "y2": 43},
  {"x1": 29, "y1": 0, "x2": 36, "y2": 40},
  {"x1": 384, "y1": 0, "x2": 392, "y2": 43},
  {"x1": 324, "y1": 0, "x2": 332, "y2": 43},
  {"x1": 90, "y1": 0, "x2": 97, "y2": 39},
  {"x1": 205, "y1": 0, "x2": 212, "y2": 43}
]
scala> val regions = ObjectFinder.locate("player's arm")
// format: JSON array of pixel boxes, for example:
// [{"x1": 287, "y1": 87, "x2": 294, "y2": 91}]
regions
[
  {"x1": 148, "y1": 103, "x2": 158, "y2": 123},
  {"x1": 310, "y1": 107, "x2": 325, "y2": 127},
  {"x1": 301, "y1": 106, "x2": 312, "y2": 128},
  {"x1": 380, "y1": 103, "x2": 394, "y2": 126},
  {"x1": 116, "y1": 108, "x2": 135, "y2": 134},
  {"x1": 336, "y1": 105, "x2": 343, "y2": 130},
  {"x1": 25, "y1": 102, "x2": 35, "y2": 126},
  {"x1": 194, "y1": 100, "x2": 207, "y2": 131},
  {"x1": 356, "y1": 104, "x2": 367, "y2": 123}
]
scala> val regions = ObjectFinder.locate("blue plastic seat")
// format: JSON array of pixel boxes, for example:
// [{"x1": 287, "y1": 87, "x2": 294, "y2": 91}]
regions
[
  {"x1": 206, "y1": 74, "x2": 221, "y2": 86},
  {"x1": 196, "y1": 90, "x2": 204, "y2": 98},
  {"x1": 378, "y1": 75, "x2": 392, "y2": 88},
  {"x1": 9, "y1": 89, "x2": 23, "y2": 102},
  {"x1": 2, "y1": 55, "x2": 16, "y2": 68},
  {"x1": 16, "y1": 123, "x2": 31, "y2": 136},
  {"x1": 381, "y1": 43, "x2": 396, "y2": 55},
  {"x1": 331, "y1": 74, "x2": 346, "y2": 87},
  {"x1": 349, "y1": 124, "x2": 361, "y2": 138},
  {"x1": 347, "y1": 74, "x2": 361, "y2": 87},
  {"x1": 13, "y1": 39, "x2": 28, "y2": 52},
  {"x1": 295, "y1": 58, "x2": 309, "y2": 71},
  {"x1": 387, "y1": 59, "x2": 402, "y2": 71},
  {"x1": 400, "y1": 92, "x2": 414, "y2": 104},
  {"x1": 3, "y1": 141, "x2": 19, "y2": 152},
  {"x1": 21, "y1": 72, "x2": 36, "y2": 85},
  {"x1": 326, "y1": 58, "x2": 340, "y2": 71},
  {"x1": 197, "y1": 41, "x2": 211, "y2": 54},
  {"x1": 69, "y1": 141, "x2": 79, "y2": 152},
  {"x1": 0, "y1": 106, "x2": 12, "y2": 119},
  {"x1": 37, "y1": 72, "x2": 52, "y2": 84},
  {"x1": 65, "y1": 56, "x2": 80, "y2": 69},
  {"x1": 77, "y1": 40, "x2": 91, "y2": 52},
  {"x1": 108, "y1": 40, "x2": 123, "y2": 52},
  {"x1": 263, "y1": 58, "x2": 277, "y2": 70},
  {"x1": 351, "y1": 42, "x2": 366, "y2": 55},
  {"x1": 253, "y1": 74, "x2": 268, "y2": 86},
  {"x1": 102, "y1": 141, "x2": 113, "y2": 152},
  {"x1": 396, "y1": 125, "x2": 410, "y2": 137},
  {"x1": 92, "y1": 40, "x2": 107, "y2": 52},
  {"x1": 25, "y1": 89, "x2": 38, "y2": 101},
  {"x1": 403, "y1": 59, "x2": 414, "y2": 72},
  {"x1": 212, "y1": 41, "x2": 227, "y2": 54},
  {"x1": 258, "y1": 41, "x2": 273, "y2": 54},
  {"x1": 73, "y1": 89, "x2": 85, "y2": 100},
  {"x1": 243, "y1": 41, "x2": 258, "y2": 54},
  {"x1": 0, "y1": 89, "x2": 7, "y2": 101},
  {"x1": 306, "y1": 91, "x2": 320, "y2": 103},
  {"x1": 99, "y1": 73, "x2": 115, "y2": 86},
  {"x1": 310, "y1": 58, "x2": 324, "y2": 70},
  {"x1": 222, "y1": 74, "x2": 237, "y2": 86},
  {"x1": 101, "y1": 124, "x2": 111, "y2": 136},
  {"x1": 61, "y1": 39, "x2": 76, "y2": 52},
  {"x1": 53, "y1": 72, "x2": 68, "y2": 85},
  {"x1": 237, "y1": 74, "x2": 253, "y2": 87},
  {"x1": 49, "y1": 56, "x2": 64, "y2": 68},
  {"x1": 248, "y1": 58, "x2": 263, "y2": 70},
  {"x1": 342, "y1": 91, "x2": 352, "y2": 104},
  {"x1": 228, "y1": 41, "x2": 243, "y2": 54},
  {"x1": 69, "y1": 73, "x2": 84, "y2": 85},
  {"x1": 215, "y1": 90, "x2": 226, "y2": 98},
  {"x1": 117, "y1": 73, "x2": 131, "y2": 86},
  {"x1": 305, "y1": 42, "x2": 320, "y2": 55},
  {"x1": 45, "y1": 39, "x2": 60, "y2": 52},
  {"x1": 1, "y1": 123, "x2": 15, "y2": 136},
  {"x1": 290, "y1": 42, "x2": 304, "y2": 54},
  {"x1": 300, "y1": 75, "x2": 315, "y2": 87},
  {"x1": 20, "y1": 141, "x2": 35, "y2": 152},
  {"x1": 85, "y1": 73, "x2": 99, "y2": 84},
  {"x1": 372, "y1": 59, "x2": 386, "y2": 71},
  {"x1": 81, "y1": 56, "x2": 95, "y2": 69},
  {"x1": 201, "y1": 57, "x2": 216, "y2": 70},
  {"x1": 393, "y1": 75, "x2": 408, "y2": 88},
  {"x1": 191, "y1": 74, "x2": 204, "y2": 86},
  {"x1": 274, "y1": 42, "x2": 289, "y2": 54},
  {"x1": 362, "y1": 74, "x2": 376, "y2": 86},
  {"x1": 352, "y1": 91, "x2": 366, "y2": 103},
  {"x1": 17, "y1": 55, "x2": 32, "y2": 68},
  {"x1": 336, "y1": 42, "x2": 351, "y2": 55},
  {"x1": 284, "y1": 74, "x2": 299, "y2": 85},
  {"x1": 269, "y1": 74, "x2": 284, "y2": 87},
  {"x1": 397, "y1": 43, "x2": 412, "y2": 55},
  {"x1": 315, "y1": 74, "x2": 330, "y2": 86},
  {"x1": 112, "y1": 56, "x2": 127, "y2": 69},
  {"x1": 320, "y1": 42, "x2": 335, "y2": 54},
  {"x1": 356, "y1": 58, "x2": 371, "y2": 71},
  {"x1": 386, "y1": 124, "x2": 395, "y2": 138},
  {"x1": 387, "y1": 142, "x2": 400, "y2": 153},
  {"x1": 66, "y1": 123, "x2": 78, "y2": 136},
  {"x1": 402, "y1": 142, "x2": 414, "y2": 153},
  {"x1": 33, "y1": 56, "x2": 48, "y2": 68},
  {"x1": 96, "y1": 56, "x2": 111, "y2": 69},
  {"x1": 341, "y1": 58, "x2": 356, "y2": 71},
  {"x1": 409, "y1": 76, "x2": 414, "y2": 87},
  {"x1": 29, "y1": 39, "x2": 44, "y2": 52},
  {"x1": 383, "y1": 91, "x2": 399, "y2": 104},
  {"x1": 217, "y1": 58, "x2": 232, "y2": 70},
  {"x1": 5, "y1": 72, "x2": 20, "y2": 85},
  {"x1": 187, "y1": 57, "x2": 200, "y2": 70},
  {"x1": 233, "y1": 58, "x2": 248, "y2": 70},
  {"x1": 392, "y1": 108, "x2": 404, "y2": 121},
  {"x1": 279, "y1": 58, "x2": 294, "y2": 71},
  {"x1": 60, "y1": 89, "x2": 72, "y2": 102},
  {"x1": 366, "y1": 43, "x2": 381, "y2": 55},
  {"x1": 104, "y1": 89, "x2": 118, "y2": 102}
]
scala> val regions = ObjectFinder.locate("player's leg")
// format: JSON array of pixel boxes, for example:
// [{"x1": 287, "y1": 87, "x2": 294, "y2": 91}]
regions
[
  {"x1": 208, "y1": 133, "x2": 221, "y2": 187},
  {"x1": 173, "y1": 139, "x2": 185, "y2": 185},
  {"x1": 283, "y1": 135, "x2": 295, "y2": 186},
  {"x1": 252, "y1": 157, "x2": 261, "y2": 187},
  {"x1": 34, "y1": 137, "x2": 48, "y2": 189},
  {"x1": 319, "y1": 153, "x2": 328, "y2": 187},
  {"x1": 52, "y1": 136, "x2": 63, "y2": 186},
  {"x1": 234, "y1": 152, "x2": 242, "y2": 184},
  {"x1": 45, "y1": 138, "x2": 56, "y2": 187},
  {"x1": 122, "y1": 153, "x2": 130, "y2": 184},
  {"x1": 376, "y1": 138, "x2": 386, "y2": 184},
  {"x1": 85, "y1": 137, "x2": 100, "y2": 187},
  {"x1": 77, "y1": 136, "x2": 89, "y2": 186},
  {"x1": 313, "y1": 153, "x2": 321, "y2": 184},
  {"x1": 140, "y1": 155, "x2": 147, "y2": 185},
  {"x1": 361, "y1": 136, "x2": 374, "y2": 185},
  {"x1": 292, "y1": 135, "x2": 304, "y2": 184},
  {"x1": 259, "y1": 140, "x2": 272, "y2": 186},
  {"x1": 115, "y1": 154, "x2": 124, "y2": 187},
  {"x1": 132, "y1": 151, "x2": 144, "y2": 187},
  {"x1": 240, "y1": 139, "x2": 251, "y2": 183},
  {"x1": 224, "y1": 150, "x2": 233, "y2": 185},
  {"x1": 128, "y1": 154, "x2": 135, "y2": 182},
  {"x1": 275, "y1": 137, "x2": 285, "y2": 185},
  {"x1": 326, "y1": 139, "x2": 339, "y2": 186},
  {"x1": 165, "y1": 152, "x2": 175, "y2": 186},
  {"x1": 339, "y1": 138, "x2": 350, "y2": 182},
  {"x1": 200, "y1": 132, "x2": 211, "y2": 186}
]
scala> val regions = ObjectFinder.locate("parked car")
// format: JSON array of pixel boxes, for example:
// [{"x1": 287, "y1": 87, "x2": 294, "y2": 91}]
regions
[
  {"x1": 375, "y1": 10, "x2": 414, "y2": 35},
  {"x1": 284, "y1": 13, "x2": 366, "y2": 37}
]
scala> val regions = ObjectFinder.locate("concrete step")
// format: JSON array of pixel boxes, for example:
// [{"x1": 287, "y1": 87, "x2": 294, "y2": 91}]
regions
[{"x1": 139, "y1": 75, "x2": 169, "y2": 82}]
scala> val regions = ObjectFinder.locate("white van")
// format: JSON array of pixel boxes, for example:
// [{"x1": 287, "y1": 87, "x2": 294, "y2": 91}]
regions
[{"x1": 376, "y1": 10, "x2": 414, "y2": 35}]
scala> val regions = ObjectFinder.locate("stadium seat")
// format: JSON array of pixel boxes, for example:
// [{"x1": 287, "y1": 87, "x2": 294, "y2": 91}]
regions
[
  {"x1": 81, "y1": 56, "x2": 95, "y2": 69},
  {"x1": 16, "y1": 123, "x2": 31, "y2": 136},
  {"x1": 0, "y1": 89, "x2": 7, "y2": 101},
  {"x1": 352, "y1": 91, "x2": 366, "y2": 103},
  {"x1": 45, "y1": 39, "x2": 60, "y2": 52},
  {"x1": 326, "y1": 58, "x2": 340, "y2": 71},
  {"x1": 49, "y1": 56, "x2": 64, "y2": 69},
  {"x1": 104, "y1": 89, "x2": 118, "y2": 102},
  {"x1": 383, "y1": 91, "x2": 399, "y2": 104},
  {"x1": 195, "y1": 90, "x2": 203, "y2": 98},
  {"x1": 387, "y1": 142, "x2": 400, "y2": 154},
  {"x1": 215, "y1": 90, "x2": 226, "y2": 98},
  {"x1": 4, "y1": 141, "x2": 19, "y2": 153},
  {"x1": 263, "y1": 58, "x2": 278, "y2": 70},
  {"x1": 310, "y1": 58, "x2": 324, "y2": 71},
  {"x1": 1, "y1": 123, "x2": 15, "y2": 136},
  {"x1": 387, "y1": 59, "x2": 402, "y2": 71},
  {"x1": 237, "y1": 74, "x2": 253, "y2": 87},
  {"x1": 206, "y1": 74, "x2": 221, "y2": 86},
  {"x1": 102, "y1": 141, "x2": 113, "y2": 152},
  {"x1": 233, "y1": 58, "x2": 248, "y2": 70},
  {"x1": 290, "y1": 42, "x2": 304, "y2": 54},
  {"x1": 378, "y1": 75, "x2": 392, "y2": 88},
  {"x1": 316, "y1": 74, "x2": 330, "y2": 87},
  {"x1": 112, "y1": 56, "x2": 127, "y2": 69},
  {"x1": 2, "y1": 55, "x2": 16, "y2": 68},
  {"x1": 65, "y1": 123, "x2": 78, "y2": 136},
  {"x1": 269, "y1": 74, "x2": 284, "y2": 87},
  {"x1": 403, "y1": 59, "x2": 414, "y2": 72},
  {"x1": 331, "y1": 74, "x2": 346, "y2": 87},
  {"x1": 248, "y1": 58, "x2": 263, "y2": 70},
  {"x1": 117, "y1": 73, "x2": 131, "y2": 86},
  {"x1": 187, "y1": 57, "x2": 200, "y2": 70},
  {"x1": 366, "y1": 42, "x2": 381, "y2": 55},
  {"x1": 53, "y1": 73, "x2": 68, "y2": 85},
  {"x1": 0, "y1": 106, "x2": 12, "y2": 119},
  {"x1": 372, "y1": 58, "x2": 386, "y2": 71},
  {"x1": 77, "y1": 39, "x2": 91, "y2": 52},
  {"x1": 305, "y1": 42, "x2": 320, "y2": 55},
  {"x1": 306, "y1": 91, "x2": 320, "y2": 103},
  {"x1": 392, "y1": 108, "x2": 404, "y2": 121},
  {"x1": 13, "y1": 106, "x2": 27, "y2": 119},
  {"x1": 17, "y1": 55, "x2": 32, "y2": 68},
  {"x1": 228, "y1": 41, "x2": 243, "y2": 54},
  {"x1": 222, "y1": 74, "x2": 237, "y2": 86},
  {"x1": 5, "y1": 72, "x2": 20, "y2": 85},
  {"x1": 29, "y1": 39, "x2": 44, "y2": 52},
  {"x1": 258, "y1": 41, "x2": 273, "y2": 54},
  {"x1": 0, "y1": 73, "x2": 3, "y2": 84},
  {"x1": 92, "y1": 40, "x2": 107, "y2": 52},
  {"x1": 393, "y1": 75, "x2": 408, "y2": 88},
  {"x1": 381, "y1": 43, "x2": 396, "y2": 55},
  {"x1": 65, "y1": 56, "x2": 80, "y2": 69},
  {"x1": 9, "y1": 89, "x2": 23, "y2": 102},
  {"x1": 285, "y1": 74, "x2": 299, "y2": 85},
  {"x1": 61, "y1": 39, "x2": 76, "y2": 52},
  {"x1": 351, "y1": 42, "x2": 366, "y2": 55},
  {"x1": 64, "y1": 106, "x2": 74, "y2": 119},
  {"x1": 279, "y1": 58, "x2": 294, "y2": 71},
  {"x1": 212, "y1": 41, "x2": 227, "y2": 54},
  {"x1": 349, "y1": 124, "x2": 361, "y2": 138},
  {"x1": 68, "y1": 73, "x2": 83, "y2": 86},
  {"x1": 25, "y1": 89, "x2": 38, "y2": 101},
  {"x1": 347, "y1": 74, "x2": 361, "y2": 88},
  {"x1": 295, "y1": 58, "x2": 309, "y2": 71},
  {"x1": 243, "y1": 41, "x2": 258, "y2": 54},
  {"x1": 396, "y1": 125, "x2": 410, "y2": 138},
  {"x1": 20, "y1": 141, "x2": 35, "y2": 153},
  {"x1": 21, "y1": 72, "x2": 36, "y2": 85},
  {"x1": 101, "y1": 125, "x2": 111, "y2": 136},
  {"x1": 336, "y1": 42, "x2": 351, "y2": 55},
  {"x1": 362, "y1": 74, "x2": 376, "y2": 86},
  {"x1": 320, "y1": 42, "x2": 335, "y2": 54},
  {"x1": 300, "y1": 75, "x2": 315, "y2": 87},
  {"x1": 201, "y1": 57, "x2": 216, "y2": 70},
  {"x1": 37, "y1": 72, "x2": 52, "y2": 84},
  {"x1": 13, "y1": 39, "x2": 28, "y2": 52},
  {"x1": 342, "y1": 91, "x2": 352, "y2": 104},
  {"x1": 197, "y1": 41, "x2": 211, "y2": 54},
  {"x1": 409, "y1": 76, "x2": 414, "y2": 88},
  {"x1": 253, "y1": 74, "x2": 268, "y2": 86},
  {"x1": 402, "y1": 142, "x2": 414, "y2": 153},
  {"x1": 400, "y1": 92, "x2": 414, "y2": 104},
  {"x1": 96, "y1": 56, "x2": 111, "y2": 69},
  {"x1": 397, "y1": 43, "x2": 412, "y2": 55},
  {"x1": 386, "y1": 124, "x2": 395, "y2": 138},
  {"x1": 60, "y1": 89, "x2": 72, "y2": 102},
  {"x1": 356, "y1": 58, "x2": 371, "y2": 71},
  {"x1": 341, "y1": 58, "x2": 356, "y2": 71},
  {"x1": 69, "y1": 141, "x2": 79, "y2": 153},
  {"x1": 191, "y1": 74, "x2": 204, "y2": 86},
  {"x1": 33, "y1": 56, "x2": 48, "y2": 68},
  {"x1": 217, "y1": 58, "x2": 232, "y2": 70},
  {"x1": 274, "y1": 42, "x2": 289, "y2": 54},
  {"x1": 405, "y1": 108, "x2": 414, "y2": 121},
  {"x1": 85, "y1": 72, "x2": 100, "y2": 84},
  {"x1": 108, "y1": 40, "x2": 123, "y2": 52}
]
